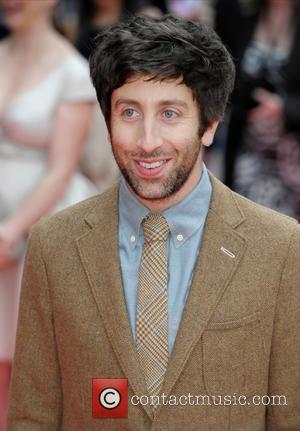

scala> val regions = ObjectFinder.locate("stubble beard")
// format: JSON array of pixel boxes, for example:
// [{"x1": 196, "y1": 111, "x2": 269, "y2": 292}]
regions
[{"x1": 111, "y1": 137, "x2": 202, "y2": 201}]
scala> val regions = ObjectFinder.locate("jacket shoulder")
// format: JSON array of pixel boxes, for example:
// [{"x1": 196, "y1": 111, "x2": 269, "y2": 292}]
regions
[
  {"x1": 232, "y1": 190, "x2": 299, "y2": 240},
  {"x1": 209, "y1": 172, "x2": 298, "y2": 239},
  {"x1": 31, "y1": 183, "x2": 119, "y2": 247}
]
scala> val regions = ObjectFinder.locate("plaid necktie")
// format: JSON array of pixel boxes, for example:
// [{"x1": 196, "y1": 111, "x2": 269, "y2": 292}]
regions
[{"x1": 136, "y1": 213, "x2": 170, "y2": 403}]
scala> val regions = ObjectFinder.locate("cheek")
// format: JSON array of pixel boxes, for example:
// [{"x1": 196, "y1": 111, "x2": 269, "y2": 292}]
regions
[
  {"x1": 111, "y1": 120, "x2": 139, "y2": 151},
  {"x1": 163, "y1": 113, "x2": 199, "y2": 135},
  {"x1": 111, "y1": 129, "x2": 136, "y2": 153},
  {"x1": 162, "y1": 123, "x2": 199, "y2": 148}
]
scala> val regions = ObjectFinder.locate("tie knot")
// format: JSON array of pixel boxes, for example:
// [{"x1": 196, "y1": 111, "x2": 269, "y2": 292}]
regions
[{"x1": 142, "y1": 214, "x2": 170, "y2": 243}]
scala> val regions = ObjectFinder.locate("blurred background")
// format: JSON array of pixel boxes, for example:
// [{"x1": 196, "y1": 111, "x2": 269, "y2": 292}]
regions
[{"x1": 0, "y1": 1, "x2": 299, "y2": 430}]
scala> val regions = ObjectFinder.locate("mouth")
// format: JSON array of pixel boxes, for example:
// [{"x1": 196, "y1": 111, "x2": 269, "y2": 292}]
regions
[
  {"x1": 3, "y1": 3, "x2": 22, "y2": 16},
  {"x1": 132, "y1": 158, "x2": 171, "y2": 178}
]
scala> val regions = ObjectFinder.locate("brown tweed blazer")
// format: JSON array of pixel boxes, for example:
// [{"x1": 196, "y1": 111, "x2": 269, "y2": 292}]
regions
[{"x1": 7, "y1": 173, "x2": 300, "y2": 431}]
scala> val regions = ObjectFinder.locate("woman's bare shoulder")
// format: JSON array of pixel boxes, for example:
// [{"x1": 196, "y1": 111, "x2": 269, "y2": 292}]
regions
[
  {"x1": 52, "y1": 33, "x2": 81, "y2": 60},
  {"x1": 43, "y1": 33, "x2": 84, "y2": 71}
]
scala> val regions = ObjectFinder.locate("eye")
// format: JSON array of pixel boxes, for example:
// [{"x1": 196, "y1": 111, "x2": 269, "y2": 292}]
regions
[
  {"x1": 163, "y1": 110, "x2": 178, "y2": 120},
  {"x1": 121, "y1": 108, "x2": 139, "y2": 119}
]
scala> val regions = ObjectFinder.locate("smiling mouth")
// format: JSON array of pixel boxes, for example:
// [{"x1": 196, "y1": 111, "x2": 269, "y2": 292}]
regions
[
  {"x1": 137, "y1": 160, "x2": 167, "y2": 169},
  {"x1": 132, "y1": 159, "x2": 171, "y2": 177},
  {"x1": 4, "y1": 2, "x2": 22, "y2": 12}
]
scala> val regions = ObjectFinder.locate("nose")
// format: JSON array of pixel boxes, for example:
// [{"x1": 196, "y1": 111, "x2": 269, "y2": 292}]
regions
[{"x1": 136, "y1": 116, "x2": 163, "y2": 153}]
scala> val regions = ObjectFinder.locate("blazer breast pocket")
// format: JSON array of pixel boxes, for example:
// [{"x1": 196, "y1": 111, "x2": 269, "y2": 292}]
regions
[{"x1": 202, "y1": 312, "x2": 267, "y2": 397}]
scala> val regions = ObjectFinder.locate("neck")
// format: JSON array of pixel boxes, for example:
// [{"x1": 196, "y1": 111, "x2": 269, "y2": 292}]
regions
[
  {"x1": 133, "y1": 155, "x2": 203, "y2": 213},
  {"x1": 10, "y1": 18, "x2": 56, "y2": 59}
]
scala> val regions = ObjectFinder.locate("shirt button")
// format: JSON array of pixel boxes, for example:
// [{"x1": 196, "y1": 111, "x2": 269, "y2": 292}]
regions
[
  {"x1": 130, "y1": 235, "x2": 136, "y2": 243},
  {"x1": 177, "y1": 234, "x2": 183, "y2": 241}
]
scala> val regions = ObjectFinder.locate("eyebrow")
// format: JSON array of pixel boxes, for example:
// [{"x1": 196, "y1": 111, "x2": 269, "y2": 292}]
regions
[{"x1": 114, "y1": 98, "x2": 189, "y2": 109}]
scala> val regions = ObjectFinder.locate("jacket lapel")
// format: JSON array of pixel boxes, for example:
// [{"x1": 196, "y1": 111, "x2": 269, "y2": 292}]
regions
[
  {"x1": 76, "y1": 183, "x2": 153, "y2": 419},
  {"x1": 156, "y1": 174, "x2": 247, "y2": 414}
]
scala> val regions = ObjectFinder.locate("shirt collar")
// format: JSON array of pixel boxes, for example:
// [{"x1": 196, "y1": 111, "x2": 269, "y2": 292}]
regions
[
  {"x1": 119, "y1": 163, "x2": 212, "y2": 248},
  {"x1": 119, "y1": 177, "x2": 149, "y2": 247}
]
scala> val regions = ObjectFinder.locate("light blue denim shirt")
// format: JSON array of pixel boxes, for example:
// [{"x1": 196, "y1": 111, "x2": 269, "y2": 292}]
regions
[{"x1": 118, "y1": 163, "x2": 212, "y2": 354}]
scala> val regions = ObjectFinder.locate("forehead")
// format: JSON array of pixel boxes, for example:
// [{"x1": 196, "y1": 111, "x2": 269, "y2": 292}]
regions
[{"x1": 111, "y1": 76, "x2": 196, "y2": 108}]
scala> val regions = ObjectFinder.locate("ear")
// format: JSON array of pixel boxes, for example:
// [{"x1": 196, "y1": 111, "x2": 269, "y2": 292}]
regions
[{"x1": 201, "y1": 120, "x2": 219, "y2": 147}]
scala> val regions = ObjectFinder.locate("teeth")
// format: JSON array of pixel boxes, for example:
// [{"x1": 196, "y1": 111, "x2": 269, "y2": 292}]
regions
[{"x1": 139, "y1": 160, "x2": 165, "y2": 169}]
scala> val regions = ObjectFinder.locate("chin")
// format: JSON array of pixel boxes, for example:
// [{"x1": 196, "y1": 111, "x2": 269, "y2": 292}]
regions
[
  {"x1": 2, "y1": 3, "x2": 25, "y2": 29},
  {"x1": 4, "y1": 15, "x2": 26, "y2": 31},
  {"x1": 136, "y1": 190, "x2": 168, "y2": 202},
  {"x1": 121, "y1": 163, "x2": 193, "y2": 203},
  {"x1": 131, "y1": 176, "x2": 184, "y2": 202},
  {"x1": 130, "y1": 181, "x2": 167, "y2": 201}
]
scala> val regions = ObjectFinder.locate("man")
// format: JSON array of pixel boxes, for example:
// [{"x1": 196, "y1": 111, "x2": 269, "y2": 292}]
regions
[{"x1": 7, "y1": 14, "x2": 299, "y2": 431}]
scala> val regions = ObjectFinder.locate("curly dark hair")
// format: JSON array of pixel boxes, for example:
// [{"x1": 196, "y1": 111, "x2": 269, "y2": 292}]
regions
[{"x1": 90, "y1": 14, "x2": 235, "y2": 134}]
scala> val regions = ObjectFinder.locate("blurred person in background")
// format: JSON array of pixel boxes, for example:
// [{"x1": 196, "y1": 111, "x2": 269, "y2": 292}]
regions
[
  {"x1": 76, "y1": 0, "x2": 126, "y2": 59},
  {"x1": 76, "y1": 0, "x2": 163, "y2": 60},
  {"x1": 215, "y1": 0, "x2": 300, "y2": 220},
  {"x1": 0, "y1": 1, "x2": 98, "y2": 429},
  {"x1": 168, "y1": 0, "x2": 214, "y2": 27}
]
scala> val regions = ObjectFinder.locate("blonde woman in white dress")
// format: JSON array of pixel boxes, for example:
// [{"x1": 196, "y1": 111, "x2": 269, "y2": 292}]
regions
[{"x1": 0, "y1": 1, "x2": 98, "y2": 428}]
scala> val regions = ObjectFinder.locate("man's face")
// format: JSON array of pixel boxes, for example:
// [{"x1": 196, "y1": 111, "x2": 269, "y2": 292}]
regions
[{"x1": 110, "y1": 76, "x2": 217, "y2": 208}]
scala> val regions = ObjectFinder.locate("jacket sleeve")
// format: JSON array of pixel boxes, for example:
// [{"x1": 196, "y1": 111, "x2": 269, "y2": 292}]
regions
[
  {"x1": 266, "y1": 224, "x2": 300, "y2": 430},
  {"x1": 7, "y1": 224, "x2": 62, "y2": 430}
]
